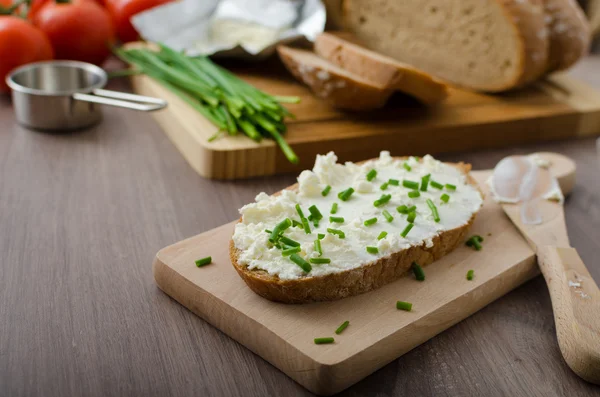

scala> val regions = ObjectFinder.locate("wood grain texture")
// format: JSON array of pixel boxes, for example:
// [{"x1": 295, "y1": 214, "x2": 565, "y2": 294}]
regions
[
  {"x1": 131, "y1": 57, "x2": 600, "y2": 180},
  {"x1": 1, "y1": 56, "x2": 600, "y2": 397}
]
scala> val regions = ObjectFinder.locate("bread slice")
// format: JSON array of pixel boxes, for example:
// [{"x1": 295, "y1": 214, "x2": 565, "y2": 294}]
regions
[
  {"x1": 230, "y1": 160, "x2": 481, "y2": 304},
  {"x1": 327, "y1": 0, "x2": 550, "y2": 92},
  {"x1": 543, "y1": 0, "x2": 591, "y2": 72},
  {"x1": 314, "y1": 32, "x2": 448, "y2": 104},
  {"x1": 277, "y1": 45, "x2": 392, "y2": 110}
]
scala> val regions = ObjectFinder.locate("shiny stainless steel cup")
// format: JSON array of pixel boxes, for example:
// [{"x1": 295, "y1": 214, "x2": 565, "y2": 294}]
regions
[{"x1": 6, "y1": 60, "x2": 167, "y2": 131}]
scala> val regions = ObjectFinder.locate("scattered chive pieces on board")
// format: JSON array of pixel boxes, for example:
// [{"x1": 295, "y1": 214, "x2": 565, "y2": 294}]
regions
[
  {"x1": 396, "y1": 301, "x2": 413, "y2": 311},
  {"x1": 430, "y1": 180, "x2": 444, "y2": 189},
  {"x1": 290, "y1": 253, "x2": 311, "y2": 272},
  {"x1": 467, "y1": 269, "x2": 475, "y2": 280},
  {"x1": 338, "y1": 187, "x2": 355, "y2": 201},
  {"x1": 426, "y1": 199, "x2": 440, "y2": 222},
  {"x1": 329, "y1": 216, "x2": 344, "y2": 223},
  {"x1": 401, "y1": 223, "x2": 414, "y2": 238},
  {"x1": 310, "y1": 257, "x2": 331, "y2": 264},
  {"x1": 374, "y1": 194, "x2": 392, "y2": 207},
  {"x1": 314, "y1": 337, "x2": 334, "y2": 345},
  {"x1": 378, "y1": 231, "x2": 388, "y2": 240},
  {"x1": 318, "y1": 233, "x2": 325, "y2": 240},
  {"x1": 406, "y1": 205, "x2": 417, "y2": 213},
  {"x1": 282, "y1": 247, "x2": 301, "y2": 256},
  {"x1": 308, "y1": 205, "x2": 323, "y2": 221},
  {"x1": 420, "y1": 174, "x2": 431, "y2": 192},
  {"x1": 445, "y1": 184, "x2": 457, "y2": 191},
  {"x1": 279, "y1": 236, "x2": 300, "y2": 247},
  {"x1": 335, "y1": 321, "x2": 350, "y2": 335},
  {"x1": 380, "y1": 182, "x2": 389, "y2": 191},
  {"x1": 408, "y1": 190, "x2": 421, "y2": 198},
  {"x1": 412, "y1": 262, "x2": 425, "y2": 281},
  {"x1": 441, "y1": 193, "x2": 450, "y2": 203},
  {"x1": 327, "y1": 228, "x2": 345, "y2": 239},
  {"x1": 330, "y1": 202, "x2": 338, "y2": 214},
  {"x1": 396, "y1": 205, "x2": 408, "y2": 214},
  {"x1": 407, "y1": 211, "x2": 416, "y2": 223},
  {"x1": 364, "y1": 217, "x2": 378, "y2": 226},
  {"x1": 382, "y1": 210, "x2": 394, "y2": 222},
  {"x1": 195, "y1": 256, "x2": 212, "y2": 267},
  {"x1": 321, "y1": 185, "x2": 331, "y2": 197},
  {"x1": 314, "y1": 239, "x2": 322, "y2": 256},
  {"x1": 403, "y1": 163, "x2": 412, "y2": 171},
  {"x1": 388, "y1": 179, "x2": 399, "y2": 186},
  {"x1": 466, "y1": 235, "x2": 484, "y2": 250},
  {"x1": 366, "y1": 246, "x2": 379, "y2": 254},
  {"x1": 402, "y1": 180, "x2": 419, "y2": 190},
  {"x1": 366, "y1": 169, "x2": 377, "y2": 181}
]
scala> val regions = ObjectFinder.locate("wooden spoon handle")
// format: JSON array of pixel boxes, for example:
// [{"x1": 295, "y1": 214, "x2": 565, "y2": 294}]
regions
[{"x1": 537, "y1": 245, "x2": 600, "y2": 383}]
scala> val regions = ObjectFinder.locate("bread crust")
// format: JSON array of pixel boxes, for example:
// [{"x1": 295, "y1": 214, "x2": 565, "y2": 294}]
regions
[
  {"x1": 229, "y1": 161, "x2": 482, "y2": 304},
  {"x1": 277, "y1": 45, "x2": 393, "y2": 111},
  {"x1": 314, "y1": 32, "x2": 448, "y2": 104}
]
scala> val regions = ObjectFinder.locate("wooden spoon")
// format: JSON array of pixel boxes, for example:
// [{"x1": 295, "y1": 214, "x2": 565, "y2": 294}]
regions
[{"x1": 492, "y1": 152, "x2": 600, "y2": 384}]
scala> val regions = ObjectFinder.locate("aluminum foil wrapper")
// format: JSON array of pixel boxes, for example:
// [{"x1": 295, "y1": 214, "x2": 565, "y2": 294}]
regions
[{"x1": 132, "y1": 0, "x2": 326, "y2": 59}]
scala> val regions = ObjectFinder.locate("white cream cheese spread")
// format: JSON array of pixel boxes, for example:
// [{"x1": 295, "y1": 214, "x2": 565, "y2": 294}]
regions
[{"x1": 232, "y1": 152, "x2": 483, "y2": 280}]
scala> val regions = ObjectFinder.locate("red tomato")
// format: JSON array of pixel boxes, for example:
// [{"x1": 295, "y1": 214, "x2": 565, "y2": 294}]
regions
[
  {"x1": 107, "y1": 0, "x2": 172, "y2": 43},
  {"x1": 32, "y1": 0, "x2": 115, "y2": 65},
  {"x1": 0, "y1": 16, "x2": 54, "y2": 93}
]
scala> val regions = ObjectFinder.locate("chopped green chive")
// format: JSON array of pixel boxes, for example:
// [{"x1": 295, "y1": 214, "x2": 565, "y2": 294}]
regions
[
  {"x1": 310, "y1": 257, "x2": 331, "y2": 264},
  {"x1": 441, "y1": 193, "x2": 450, "y2": 203},
  {"x1": 412, "y1": 262, "x2": 425, "y2": 281},
  {"x1": 292, "y1": 219, "x2": 303, "y2": 228},
  {"x1": 312, "y1": 219, "x2": 319, "y2": 228},
  {"x1": 279, "y1": 236, "x2": 300, "y2": 247},
  {"x1": 378, "y1": 231, "x2": 388, "y2": 240},
  {"x1": 430, "y1": 180, "x2": 444, "y2": 190},
  {"x1": 364, "y1": 217, "x2": 378, "y2": 226},
  {"x1": 408, "y1": 190, "x2": 421, "y2": 198},
  {"x1": 318, "y1": 233, "x2": 325, "y2": 240},
  {"x1": 329, "y1": 216, "x2": 344, "y2": 223},
  {"x1": 327, "y1": 228, "x2": 345, "y2": 239},
  {"x1": 338, "y1": 187, "x2": 355, "y2": 201},
  {"x1": 290, "y1": 253, "x2": 311, "y2": 272},
  {"x1": 321, "y1": 185, "x2": 332, "y2": 196},
  {"x1": 445, "y1": 184, "x2": 457, "y2": 191},
  {"x1": 388, "y1": 179, "x2": 399, "y2": 186},
  {"x1": 374, "y1": 194, "x2": 392, "y2": 207},
  {"x1": 382, "y1": 210, "x2": 394, "y2": 222},
  {"x1": 265, "y1": 229, "x2": 272, "y2": 234},
  {"x1": 401, "y1": 223, "x2": 414, "y2": 238},
  {"x1": 466, "y1": 269, "x2": 475, "y2": 280},
  {"x1": 270, "y1": 218, "x2": 292, "y2": 241},
  {"x1": 403, "y1": 162, "x2": 412, "y2": 171},
  {"x1": 335, "y1": 321, "x2": 349, "y2": 334},
  {"x1": 309, "y1": 205, "x2": 323, "y2": 221},
  {"x1": 366, "y1": 169, "x2": 377, "y2": 181},
  {"x1": 295, "y1": 203, "x2": 306, "y2": 219},
  {"x1": 195, "y1": 256, "x2": 212, "y2": 267},
  {"x1": 397, "y1": 205, "x2": 408, "y2": 214},
  {"x1": 407, "y1": 211, "x2": 416, "y2": 223},
  {"x1": 396, "y1": 301, "x2": 413, "y2": 311},
  {"x1": 314, "y1": 337, "x2": 334, "y2": 344},
  {"x1": 282, "y1": 247, "x2": 301, "y2": 256},
  {"x1": 466, "y1": 235, "x2": 484, "y2": 251},
  {"x1": 426, "y1": 199, "x2": 440, "y2": 222},
  {"x1": 380, "y1": 182, "x2": 389, "y2": 190},
  {"x1": 330, "y1": 202, "x2": 338, "y2": 214},
  {"x1": 402, "y1": 180, "x2": 419, "y2": 190},
  {"x1": 314, "y1": 239, "x2": 322, "y2": 256},
  {"x1": 301, "y1": 218, "x2": 311, "y2": 234},
  {"x1": 366, "y1": 246, "x2": 379, "y2": 254},
  {"x1": 407, "y1": 205, "x2": 416, "y2": 213},
  {"x1": 420, "y1": 174, "x2": 431, "y2": 191}
]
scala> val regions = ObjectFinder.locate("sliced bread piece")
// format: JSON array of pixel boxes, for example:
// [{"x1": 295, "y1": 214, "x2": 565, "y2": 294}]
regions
[
  {"x1": 277, "y1": 45, "x2": 392, "y2": 110},
  {"x1": 230, "y1": 153, "x2": 483, "y2": 303},
  {"x1": 543, "y1": 0, "x2": 591, "y2": 72},
  {"x1": 314, "y1": 32, "x2": 448, "y2": 104},
  {"x1": 327, "y1": 0, "x2": 550, "y2": 92}
]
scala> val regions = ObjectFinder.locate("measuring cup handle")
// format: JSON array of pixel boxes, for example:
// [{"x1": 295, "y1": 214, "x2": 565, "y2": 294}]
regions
[{"x1": 72, "y1": 89, "x2": 167, "y2": 112}]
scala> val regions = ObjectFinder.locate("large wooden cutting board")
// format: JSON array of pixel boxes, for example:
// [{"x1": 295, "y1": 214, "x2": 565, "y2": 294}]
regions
[
  {"x1": 153, "y1": 155, "x2": 573, "y2": 395},
  {"x1": 132, "y1": 60, "x2": 600, "y2": 180}
]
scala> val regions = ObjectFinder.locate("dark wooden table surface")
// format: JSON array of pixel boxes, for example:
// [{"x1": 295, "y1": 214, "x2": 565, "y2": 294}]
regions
[{"x1": 2, "y1": 56, "x2": 600, "y2": 397}]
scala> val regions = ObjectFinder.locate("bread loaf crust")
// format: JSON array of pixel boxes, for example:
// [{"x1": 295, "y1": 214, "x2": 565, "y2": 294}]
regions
[{"x1": 230, "y1": 161, "x2": 481, "y2": 303}]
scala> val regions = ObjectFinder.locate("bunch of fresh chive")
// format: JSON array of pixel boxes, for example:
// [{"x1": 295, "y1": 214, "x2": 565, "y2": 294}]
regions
[{"x1": 114, "y1": 44, "x2": 300, "y2": 164}]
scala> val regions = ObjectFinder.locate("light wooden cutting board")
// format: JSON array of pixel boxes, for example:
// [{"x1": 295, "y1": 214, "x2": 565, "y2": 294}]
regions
[
  {"x1": 132, "y1": 62, "x2": 600, "y2": 180},
  {"x1": 153, "y1": 155, "x2": 574, "y2": 395}
]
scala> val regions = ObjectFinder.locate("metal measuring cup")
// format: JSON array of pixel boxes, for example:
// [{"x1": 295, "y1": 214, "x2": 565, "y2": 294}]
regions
[{"x1": 6, "y1": 60, "x2": 167, "y2": 131}]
